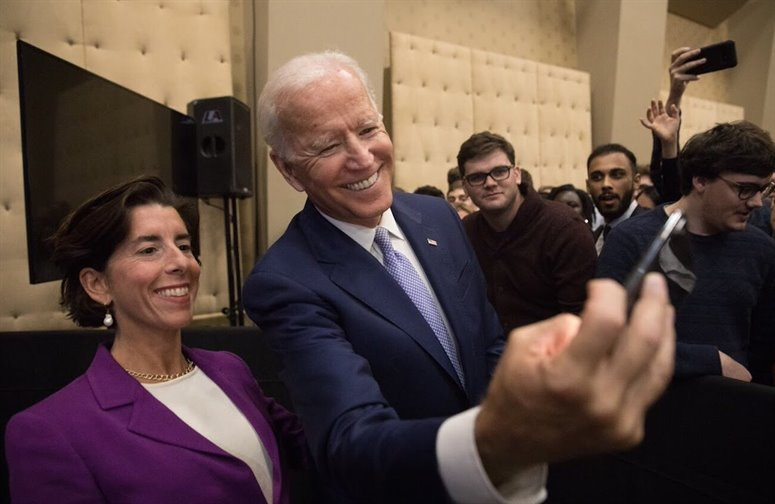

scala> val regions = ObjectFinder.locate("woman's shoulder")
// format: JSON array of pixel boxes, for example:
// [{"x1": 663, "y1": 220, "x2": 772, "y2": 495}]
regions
[{"x1": 7, "y1": 373, "x2": 93, "y2": 432}]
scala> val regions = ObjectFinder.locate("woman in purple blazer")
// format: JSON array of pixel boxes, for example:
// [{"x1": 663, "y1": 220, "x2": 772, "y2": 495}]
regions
[{"x1": 5, "y1": 177, "x2": 307, "y2": 503}]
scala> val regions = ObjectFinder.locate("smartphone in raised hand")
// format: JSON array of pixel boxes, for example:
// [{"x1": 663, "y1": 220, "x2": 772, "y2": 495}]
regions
[{"x1": 686, "y1": 40, "x2": 737, "y2": 75}]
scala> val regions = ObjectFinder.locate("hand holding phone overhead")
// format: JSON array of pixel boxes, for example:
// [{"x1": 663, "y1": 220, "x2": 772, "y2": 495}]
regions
[{"x1": 686, "y1": 40, "x2": 737, "y2": 75}]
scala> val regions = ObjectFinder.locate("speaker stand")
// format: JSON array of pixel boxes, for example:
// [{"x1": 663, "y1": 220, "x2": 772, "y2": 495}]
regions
[{"x1": 223, "y1": 196, "x2": 245, "y2": 326}]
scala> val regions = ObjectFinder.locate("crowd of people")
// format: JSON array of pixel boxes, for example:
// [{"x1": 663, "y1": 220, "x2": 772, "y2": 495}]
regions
[{"x1": 5, "y1": 44, "x2": 773, "y2": 503}]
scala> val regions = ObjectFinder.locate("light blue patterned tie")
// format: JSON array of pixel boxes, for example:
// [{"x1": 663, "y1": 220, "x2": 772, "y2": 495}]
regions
[{"x1": 374, "y1": 227, "x2": 464, "y2": 385}]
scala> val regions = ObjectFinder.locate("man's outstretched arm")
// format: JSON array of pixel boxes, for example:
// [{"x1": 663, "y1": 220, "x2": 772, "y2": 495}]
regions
[{"x1": 475, "y1": 273, "x2": 675, "y2": 486}]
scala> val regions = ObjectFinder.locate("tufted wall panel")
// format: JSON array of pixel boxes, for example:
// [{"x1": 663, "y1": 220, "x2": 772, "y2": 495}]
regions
[
  {"x1": 391, "y1": 32, "x2": 590, "y2": 192},
  {"x1": 471, "y1": 50, "x2": 540, "y2": 180},
  {"x1": 385, "y1": 0, "x2": 578, "y2": 69},
  {"x1": 0, "y1": 0, "x2": 236, "y2": 330},
  {"x1": 390, "y1": 33, "x2": 474, "y2": 192}
]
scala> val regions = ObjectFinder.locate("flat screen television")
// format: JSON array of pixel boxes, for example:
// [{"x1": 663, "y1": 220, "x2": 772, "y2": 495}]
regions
[{"x1": 16, "y1": 40, "x2": 198, "y2": 284}]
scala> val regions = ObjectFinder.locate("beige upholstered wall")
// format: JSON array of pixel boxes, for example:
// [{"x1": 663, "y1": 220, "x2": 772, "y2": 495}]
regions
[
  {"x1": 385, "y1": 0, "x2": 578, "y2": 68},
  {"x1": 390, "y1": 32, "x2": 591, "y2": 192},
  {"x1": 0, "y1": 0, "x2": 236, "y2": 330}
]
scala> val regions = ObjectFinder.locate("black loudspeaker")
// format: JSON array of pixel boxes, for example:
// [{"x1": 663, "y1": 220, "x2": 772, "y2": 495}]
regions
[{"x1": 187, "y1": 96, "x2": 253, "y2": 198}]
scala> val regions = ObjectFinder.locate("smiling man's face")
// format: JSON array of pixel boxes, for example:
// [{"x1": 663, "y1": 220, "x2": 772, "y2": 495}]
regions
[{"x1": 271, "y1": 69, "x2": 394, "y2": 228}]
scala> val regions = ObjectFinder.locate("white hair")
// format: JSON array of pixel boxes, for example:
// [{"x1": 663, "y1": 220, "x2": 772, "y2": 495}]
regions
[{"x1": 257, "y1": 51, "x2": 378, "y2": 159}]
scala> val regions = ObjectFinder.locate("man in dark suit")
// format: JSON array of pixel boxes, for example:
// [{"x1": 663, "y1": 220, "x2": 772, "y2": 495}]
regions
[
  {"x1": 586, "y1": 143, "x2": 650, "y2": 254},
  {"x1": 243, "y1": 51, "x2": 675, "y2": 503}
]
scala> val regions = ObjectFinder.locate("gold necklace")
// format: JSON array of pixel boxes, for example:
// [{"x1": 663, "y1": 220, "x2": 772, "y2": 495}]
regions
[{"x1": 124, "y1": 358, "x2": 196, "y2": 382}]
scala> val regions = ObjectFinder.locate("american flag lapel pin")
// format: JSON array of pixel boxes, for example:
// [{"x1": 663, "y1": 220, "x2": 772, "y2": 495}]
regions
[{"x1": 427, "y1": 238, "x2": 438, "y2": 246}]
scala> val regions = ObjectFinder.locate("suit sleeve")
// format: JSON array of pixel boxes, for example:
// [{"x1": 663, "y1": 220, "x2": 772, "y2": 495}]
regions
[
  {"x1": 244, "y1": 270, "x2": 448, "y2": 503},
  {"x1": 5, "y1": 411, "x2": 106, "y2": 503},
  {"x1": 649, "y1": 129, "x2": 681, "y2": 204}
]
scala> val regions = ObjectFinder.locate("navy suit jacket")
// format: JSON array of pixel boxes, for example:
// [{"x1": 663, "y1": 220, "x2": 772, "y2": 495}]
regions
[
  {"x1": 5, "y1": 345, "x2": 306, "y2": 504},
  {"x1": 244, "y1": 192, "x2": 505, "y2": 502}
]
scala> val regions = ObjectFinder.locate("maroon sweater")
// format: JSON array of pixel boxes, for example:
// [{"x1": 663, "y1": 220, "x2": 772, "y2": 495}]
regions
[{"x1": 464, "y1": 186, "x2": 597, "y2": 332}]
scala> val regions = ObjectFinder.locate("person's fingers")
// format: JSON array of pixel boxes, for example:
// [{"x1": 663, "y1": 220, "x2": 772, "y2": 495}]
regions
[
  {"x1": 667, "y1": 103, "x2": 680, "y2": 118},
  {"x1": 648, "y1": 100, "x2": 658, "y2": 119},
  {"x1": 608, "y1": 274, "x2": 671, "y2": 386},
  {"x1": 675, "y1": 56, "x2": 705, "y2": 75},
  {"x1": 616, "y1": 301, "x2": 675, "y2": 442},
  {"x1": 657, "y1": 100, "x2": 665, "y2": 114},
  {"x1": 506, "y1": 313, "x2": 581, "y2": 361},
  {"x1": 639, "y1": 117, "x2": 652, "y2": 130},
  {"x1": 590, "y1": 275, "x2": 674, "y2": 449},
  {"x1": 670, "y1": 46, "x2": 694, "y2": 62},
  {"x1": 561, "y1": 279, "x2": 627, "y2": 374},
  {"x1": 620, "y1": 281, "x2": 675, "y2": 408},
  {"x1": 672, "y1": 47, "x2": 701, "y2": 66}
]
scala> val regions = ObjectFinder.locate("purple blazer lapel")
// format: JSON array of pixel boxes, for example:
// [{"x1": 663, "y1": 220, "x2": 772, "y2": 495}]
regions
[{"x1": 87, "y1": 345, "x2": 228, "y2": 458}]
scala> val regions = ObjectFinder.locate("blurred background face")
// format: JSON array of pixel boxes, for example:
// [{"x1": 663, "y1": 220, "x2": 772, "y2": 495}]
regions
[
  {"x1": 447, "y1": 186, "x2": 478, "y2": 213},
  {"x1": 638, "y1": 174, "x2": 652, "y2": 189},
  {"x1": 555, "y1": 190, "x2": 583, "y2": 216},
  {"x1": 587, "y1": 152, "x2": 637, "y2": 221}
]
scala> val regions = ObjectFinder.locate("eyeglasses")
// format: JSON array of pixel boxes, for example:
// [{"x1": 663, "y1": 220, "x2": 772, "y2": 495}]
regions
[
  {"x1": 717, "y1": 175, "x2": 775, "y2": 200},
  {"x1": 463, "y1": 165, "x2": 513, "y2": 186}
]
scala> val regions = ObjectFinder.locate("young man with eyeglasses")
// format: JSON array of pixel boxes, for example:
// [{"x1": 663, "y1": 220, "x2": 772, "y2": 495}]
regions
[
  {"x1": 598, "y1": 121, "x2": 775, "y2": 384},
  {"x1": 457, "y1": 131, "x2": 596, "y2": 332}
]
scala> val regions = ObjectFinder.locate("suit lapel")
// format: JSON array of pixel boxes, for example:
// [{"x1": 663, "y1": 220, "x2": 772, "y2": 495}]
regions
[
  {"x1": 392, "y1": 196, "x2": 473, "y2": 391},
  {"x1": 299, "y1": 199, "x2": 466, "y2": 390}
]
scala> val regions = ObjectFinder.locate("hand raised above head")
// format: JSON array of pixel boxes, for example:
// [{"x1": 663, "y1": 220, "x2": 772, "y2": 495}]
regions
[
  {"x1": 640, "y1": 99, "x2": 681, "y2": 157},
  {"x1": 668, "y1": 47, "x2": 702, "y2": 108},
  {"x1": 475, "y1": 274, "x2": 675, "y2": 486}
]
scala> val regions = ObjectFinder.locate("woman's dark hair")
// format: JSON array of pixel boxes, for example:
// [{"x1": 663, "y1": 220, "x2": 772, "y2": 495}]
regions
[
  {"x1": 548, "y1": 184, "x2": 596, "y2": 228},
  {"x1": 679, "y1": 121, "x2": 775, "y2": 195},
  {"x1": 49, "y1": 176, "x2": 199, "y2": 327}
]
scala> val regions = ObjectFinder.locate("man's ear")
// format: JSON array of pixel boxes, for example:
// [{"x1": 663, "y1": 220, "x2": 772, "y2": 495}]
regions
[
  {"x1": 693, "y1": 176, "x2": 708, "y2": 194},
  {"x1": 513, "y1": 166, "x2": 522, "y2": 186},
  {"x1": 633, "y1": 172, "x2": 641, "y2": 187},
  {"x1": 270, "y1": 152, "x2": 306, "y2": 193},
  {"x1": 79, "y1": 268, "x2": 111, "y2": 306},
  {"x1": 586, "y1": 179, "x2": 592, "y2": 192}
]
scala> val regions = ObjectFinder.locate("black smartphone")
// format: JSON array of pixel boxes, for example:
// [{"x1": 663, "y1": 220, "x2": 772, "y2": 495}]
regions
[
  {"x1": 687, "y1": 40, "x2": 737, "y2": 75},
  {"x1": 623, "y1": 210, "x2": 687, "y2": 312}
]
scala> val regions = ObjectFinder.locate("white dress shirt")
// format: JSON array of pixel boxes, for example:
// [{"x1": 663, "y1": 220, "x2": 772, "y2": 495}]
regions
[
  {"x1": 144, "y1": 368, "x2": 274, "y2": 503},
  {"x1": 595, "y1": 199, "x2": 639, "y2": 254}
]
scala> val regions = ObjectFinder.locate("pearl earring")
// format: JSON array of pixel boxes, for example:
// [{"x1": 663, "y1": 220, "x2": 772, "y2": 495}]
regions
[{"x1": 103, "y1": 305, "x2": 114, "y2": 328}]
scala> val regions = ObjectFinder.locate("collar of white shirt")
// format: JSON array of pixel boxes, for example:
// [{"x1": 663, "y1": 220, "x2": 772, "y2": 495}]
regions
[{"x1": 316, "y1": 207, "x2": 405, "y2": 253}]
